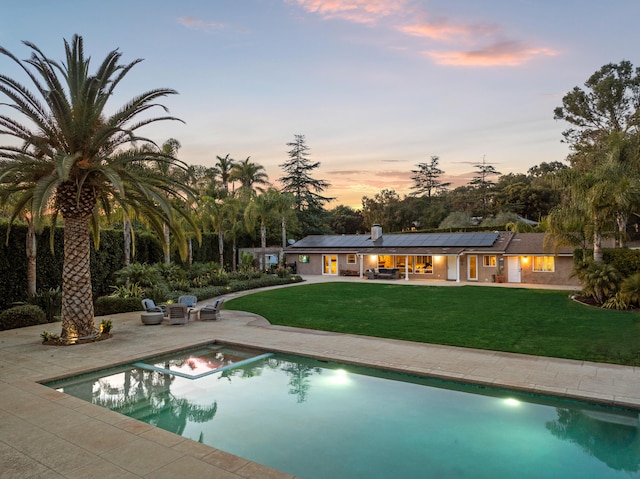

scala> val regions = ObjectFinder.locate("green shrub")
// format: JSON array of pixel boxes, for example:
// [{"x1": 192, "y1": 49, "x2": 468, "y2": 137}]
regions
[
  {"x1": 95, "y1": 296, "x2": 143, "y2": 316},
  {"x1": 110, "y1": 282, "x2": 145, "y2": 298},
  {"x1": 27, "y1": 287, "x2": 62, "y2": 323},
  {"x1": 0, "y1": 304, "x2": 47, "y2": 331}
]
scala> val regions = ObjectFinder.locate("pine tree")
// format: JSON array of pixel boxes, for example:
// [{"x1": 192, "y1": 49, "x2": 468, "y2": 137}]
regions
[
  {"x1": 410, "y1": 156, "x2": 451, "y2": 198},
  {"x1": 279, "y1": 134, "x2": 334, "y2": 234}
]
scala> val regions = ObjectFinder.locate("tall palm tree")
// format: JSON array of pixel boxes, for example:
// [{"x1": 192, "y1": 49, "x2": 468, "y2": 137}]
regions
[
  {"x1": 244, "y1": 190, "x2": 276, "y2": 270},
  {"x1": 214, "y1": 154, "x2": 235, "y2": 194},
  {"x1": 230, "y1": 157, "x2": 269, "y2": 194},
  {"x1": 0, "y1": 35, "x2": 196, "y2": 341},
  {"x1": 269, "y1": 189, "x2": 296, "y2": 260}
]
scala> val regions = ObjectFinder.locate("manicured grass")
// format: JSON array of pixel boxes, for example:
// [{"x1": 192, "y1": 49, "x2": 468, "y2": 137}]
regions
[{"x1": 224, "y1": 282, "x2": 640, "y2": 366}]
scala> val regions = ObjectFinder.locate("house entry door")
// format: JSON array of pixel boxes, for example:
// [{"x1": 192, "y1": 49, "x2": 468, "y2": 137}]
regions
[
  {"x1": 447, "y1": 256, "x2": 457, "y2": 280},
  {"x1": 508, "y1": 257, "x2": 521, "y2": 283},
  {"x1": 323, "y1": 255, "x2": 337, "y2": 275},
  {"x1": 467, "y1": 255, "x2": 478, "y2": 281}
]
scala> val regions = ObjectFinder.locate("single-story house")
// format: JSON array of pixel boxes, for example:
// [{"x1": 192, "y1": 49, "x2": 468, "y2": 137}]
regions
[{"x1": 285, "y1": 225, "x2": 578, "y2": 286}]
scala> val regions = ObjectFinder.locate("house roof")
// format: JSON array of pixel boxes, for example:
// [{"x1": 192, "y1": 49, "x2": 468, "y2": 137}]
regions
[
  {"x1": 503, "y1": 233, "x2": 574, "y2": 256},
  {"x1": 287, "y1": 231, "x2": 514, "y2": 255},
  {"x1": 286, "y1": 231, "x2": 576, "y2": 257}
]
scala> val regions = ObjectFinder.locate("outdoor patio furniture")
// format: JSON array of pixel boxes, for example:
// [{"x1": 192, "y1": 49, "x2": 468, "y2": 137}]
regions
[
  {"x1": 200, "y1": 298, "x2": 225, "y2": 321},
  {"x1": 140, "y1": 311, "x2": 164, "y2": 325},
  {"x1": 178, "y1": 295, "x2": 199, "y2": 320},
  {"x1": 142, "y1": 298, "x2": 166, "y2": 313},
  {"x1": 167, "y1": 304, "x2": 189, "y2": 325}
]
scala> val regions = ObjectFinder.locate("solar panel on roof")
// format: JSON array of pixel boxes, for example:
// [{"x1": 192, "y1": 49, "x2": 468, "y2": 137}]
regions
[{"x1": 289, "y1": 232, "x2": 499, "y2": 249}]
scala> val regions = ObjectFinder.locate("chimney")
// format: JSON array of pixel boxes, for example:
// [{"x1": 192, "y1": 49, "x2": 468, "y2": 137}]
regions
[{"x1": 371, "y1": 224, "x2": 382, "y2": 241}]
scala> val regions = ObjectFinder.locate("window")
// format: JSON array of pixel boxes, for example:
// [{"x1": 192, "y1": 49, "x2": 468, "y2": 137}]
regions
[
  {"x1": 378, "y1": 255, "x2": 394, "y2": 268},
  {"x1": 414, "y1": 255, "x2": 433, "y2": 274},
  {"x1": 347, "y1": 254, "x2": 356, "y2": 264},
  {"x1": 298, "y1": 255, "x2": 309, "y2": 263},
  {"x1": 533, "y1": 256, "x2": 554, "y2": 272},
  {"x1": 483, "y1": 255, "x2": 497, "y2": 267}
]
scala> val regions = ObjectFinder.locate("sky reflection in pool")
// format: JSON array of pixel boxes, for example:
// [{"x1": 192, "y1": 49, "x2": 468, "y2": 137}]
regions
[{"x1": 48, "y1": 345, "x2": 640, "y2": 479}]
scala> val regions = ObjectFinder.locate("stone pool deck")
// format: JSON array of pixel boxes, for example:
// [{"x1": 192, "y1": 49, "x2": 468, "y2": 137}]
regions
[{"x1": 1, "y1": 277, "x2": 639, "y2": 478}]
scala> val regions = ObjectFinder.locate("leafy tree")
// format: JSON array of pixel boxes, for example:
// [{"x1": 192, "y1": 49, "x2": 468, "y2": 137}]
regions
[
  {"x1": 328, "y1": 205, "x2": 364, "y2": 234},
  {"x1": 361, "y1": 189, "x2": 402, "y2": 231},
  {"x1": 410, "y1": 156, "x2": 451, "y2": 198},
  {"x1": 279, "y1": 134, "x2": 333, "y2": 235},
  {"x1": 554, "y1": 60, "x2": 640, "y2": 168},
  {"x1": 0, "y1": 35, "x2": 194, "y2": 340},
  {"x1": 439, "y1": 211, "x2": 474, "y2": 229}
]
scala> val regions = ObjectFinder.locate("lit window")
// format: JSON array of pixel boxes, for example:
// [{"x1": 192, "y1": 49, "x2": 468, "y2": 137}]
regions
[
  {"x1": 347, "y1": 254, "x2": 356, "y2": 264},
  {"x1": 414, "y1": 255, "x2": 433, "y2": 274},
  {"x1": 483, "y1": 255, "x2": 497, "y2": 267},
  {"x1": 533, "y1": 256, "x2": 554, "y2": 272}
]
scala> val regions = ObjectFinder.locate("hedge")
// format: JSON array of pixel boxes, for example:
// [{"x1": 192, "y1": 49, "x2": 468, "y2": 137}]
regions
[
  {"x1": 574, "y1": 248, "x2": 640, "y2": 277},
  {"x1": 0, "y1": 220, "x2": 228, "y2": 311}
]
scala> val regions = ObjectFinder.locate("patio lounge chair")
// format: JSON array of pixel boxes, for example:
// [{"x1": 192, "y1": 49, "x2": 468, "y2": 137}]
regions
[
  {"x1": 167, "y1": 303, "x2": 189, "y2": 325},
  {"x1": 142, "y1": 298, "x2": 166, "y2": 314},
  {"x1": 178, "y1": 295, "x2": 199, "y2": 320},
  {"x1": 200, "y1": 298, "x2": 225, "y2": 321}
]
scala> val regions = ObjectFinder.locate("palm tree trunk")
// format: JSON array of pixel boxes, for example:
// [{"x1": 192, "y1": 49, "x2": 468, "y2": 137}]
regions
[
  {"x1": 218, "y1": 230, "x2": 224, "y2": 269},
  {"x1": 593, "y1": 216, "x2": 603, "y2": 262},
  {"x1": 616, "y1": 212, "x2": 627, "y2": 248},
  {"x1": 261, "y1": 219, "x2": 267, "y2": 271},
  {"x1": 26, "y1": 217, "x2": 37, "y2": 297},
  {"x1": 123, "y1": 218, "x2": 131, "y2": 267},
  {"x1": 232, "y1": 240, "x2": 237, "y2": 272},
  {"x1": 61, "y1": 215, "x2": 95, "y2": 340},
  {"x1": 281, "y1": 216, "x2": 287, "y2": 265},
  {"x1": 163, "y1": 222, "x2": 171, "y2": 264}
]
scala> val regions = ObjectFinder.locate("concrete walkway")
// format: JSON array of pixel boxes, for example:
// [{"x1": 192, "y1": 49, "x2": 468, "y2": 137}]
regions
[{"x1": 1, "y1": 277, "x2": 638, "y2": 478}]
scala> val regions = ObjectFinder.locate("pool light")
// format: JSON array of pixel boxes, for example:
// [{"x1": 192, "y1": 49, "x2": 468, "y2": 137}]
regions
[{"x1": 503, "y1": 398, "x2": 521, "y2": 407}]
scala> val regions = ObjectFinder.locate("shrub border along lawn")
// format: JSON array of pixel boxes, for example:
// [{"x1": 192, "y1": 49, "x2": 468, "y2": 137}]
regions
[{"x1": 224, "y1": 282, "x2": 640, "y2": 366}]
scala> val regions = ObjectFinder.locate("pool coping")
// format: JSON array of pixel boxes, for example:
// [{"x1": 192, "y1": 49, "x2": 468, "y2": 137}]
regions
[{"x1": 2, "y1": 278, "x2": 640, "y2": 478}]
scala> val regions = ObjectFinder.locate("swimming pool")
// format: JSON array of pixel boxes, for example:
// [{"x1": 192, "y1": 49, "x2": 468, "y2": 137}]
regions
[{"x1": 47, "y1": 344, "x2": 640, "y2": 478}]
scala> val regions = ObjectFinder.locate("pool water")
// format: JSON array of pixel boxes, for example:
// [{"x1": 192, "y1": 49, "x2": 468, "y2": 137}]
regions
[{"x1": 47, "y1": 345, "x2": 640, "y2": 479}]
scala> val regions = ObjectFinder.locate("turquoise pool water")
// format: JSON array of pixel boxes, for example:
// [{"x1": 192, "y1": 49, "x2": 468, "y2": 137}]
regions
[{"x1": 47, "y1": 345, "x2": 640, "y2": 478}]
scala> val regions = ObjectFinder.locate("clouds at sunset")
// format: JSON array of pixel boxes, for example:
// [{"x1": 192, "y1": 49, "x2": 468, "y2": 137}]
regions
[
  {"x1": 291, "y1": 0, "x2": 556, "y2": 67},
  {"x1": 291, "y1": 0, "x2": 407, "y2": 24}
]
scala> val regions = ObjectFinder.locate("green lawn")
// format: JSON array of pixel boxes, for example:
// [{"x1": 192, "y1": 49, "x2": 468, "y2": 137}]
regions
[{"x1": 224, "y1": 282, "x2": 640, "y2": 366}]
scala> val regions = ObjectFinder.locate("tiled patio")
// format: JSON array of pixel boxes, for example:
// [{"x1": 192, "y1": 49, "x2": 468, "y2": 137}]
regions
[{"x1": 1, "y1": 277, "x2": 639, "y2": 478}]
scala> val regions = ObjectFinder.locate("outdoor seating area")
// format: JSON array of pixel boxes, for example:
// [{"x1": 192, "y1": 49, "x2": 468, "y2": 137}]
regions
[
  {"x1": 140, "y1": 295, "x2": 226, "y2": 324},
  {"x1": 366, "y1": 268, "x2": 400, "y2": 280}
]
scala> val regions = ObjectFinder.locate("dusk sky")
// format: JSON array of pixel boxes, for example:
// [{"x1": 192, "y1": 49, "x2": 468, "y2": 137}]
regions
[{"x1": 2, "y1": 1, "x2": 639, "y2": 208}]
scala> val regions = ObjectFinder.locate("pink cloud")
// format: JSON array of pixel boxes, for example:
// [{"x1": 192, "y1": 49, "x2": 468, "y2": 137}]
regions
[
  {"x1": 399, "y1": 18, "x2": 497, "y2": 42},
  {"x1": 426, "y1": 41, "x2": 558, "y2": 67},
  {"x1": 291, "y1": 0, "x2": 407, "y2": 24}
]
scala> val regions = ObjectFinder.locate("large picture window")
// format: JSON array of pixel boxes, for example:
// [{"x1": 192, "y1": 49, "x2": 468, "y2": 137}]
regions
[
  {"x1": 414, "y1": 255, "x2": 433, "y2": 274},
  {"x1": 533, "y1": 256, "x2": 554, "y2": 272}
]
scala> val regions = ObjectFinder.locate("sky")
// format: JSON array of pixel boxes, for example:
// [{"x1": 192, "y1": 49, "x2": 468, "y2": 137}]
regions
[{"x1": 1, "y1": 0, "x2": 639, "y2": 209}]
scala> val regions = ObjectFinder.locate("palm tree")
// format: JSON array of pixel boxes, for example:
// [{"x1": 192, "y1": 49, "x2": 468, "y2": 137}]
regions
[
  {"x1": 269, "y1": 189, "x2": 296, "y2": 260},
  {"x1": 0, "y1": 35, "x2": 195, "y2": 341},
  {"x1": 155, "y1": 138, "x2": 182, "y2": 264},
  {"x1": 230, "y1": 157, "x2": 269, "y2": 194},
  {"x1": 244, "y1": 190, "x2": 276, "y2": 270},
  {"x1": 214, "y1": 154, "x2": 236, "y2": 194}
]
